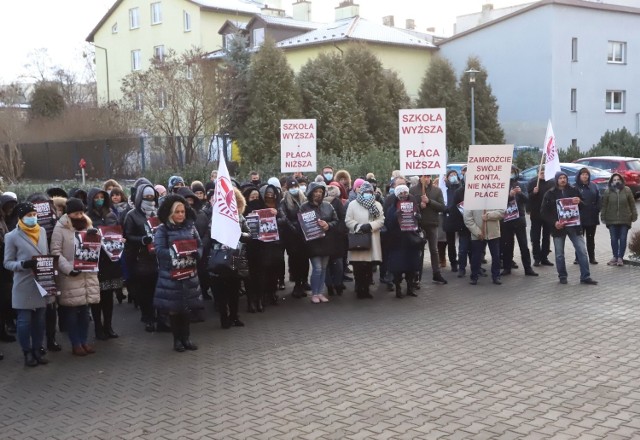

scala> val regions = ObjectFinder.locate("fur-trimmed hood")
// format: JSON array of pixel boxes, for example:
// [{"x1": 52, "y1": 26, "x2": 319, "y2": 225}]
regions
[{"x1": 157, "y1": 194, "x2": 196, "y2": 225}]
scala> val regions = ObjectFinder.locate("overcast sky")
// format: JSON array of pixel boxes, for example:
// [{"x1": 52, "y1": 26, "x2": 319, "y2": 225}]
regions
[{"x1": 0, "y1": 0, "x2": 527, "y2": 83}]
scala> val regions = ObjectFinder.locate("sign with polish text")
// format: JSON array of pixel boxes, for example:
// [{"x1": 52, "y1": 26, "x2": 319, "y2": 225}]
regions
[
  {"x1": 281, "y1": 119, "x2": 316, "y2": 173},
  {"x1": 463, "y1": 144, "x2": 514, "y2": 210},
  {"x1": 399, "y1": 108, "x2": 446, "y2": 175}
]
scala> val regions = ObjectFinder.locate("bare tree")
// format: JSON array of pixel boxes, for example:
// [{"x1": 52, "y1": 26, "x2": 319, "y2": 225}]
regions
[{"x1": 120, "y1": 47, "x2": 220, "y2": 167}]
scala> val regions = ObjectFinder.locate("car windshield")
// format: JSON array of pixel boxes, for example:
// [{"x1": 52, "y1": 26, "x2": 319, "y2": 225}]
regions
[{"x1": 626, "y1": 160, "x2": 640, "y2": 171}]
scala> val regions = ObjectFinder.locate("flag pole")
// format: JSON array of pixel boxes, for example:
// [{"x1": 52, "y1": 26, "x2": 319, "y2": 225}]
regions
[{"x1": 536, "y1": 149, "x2": 545, "y2": 189}]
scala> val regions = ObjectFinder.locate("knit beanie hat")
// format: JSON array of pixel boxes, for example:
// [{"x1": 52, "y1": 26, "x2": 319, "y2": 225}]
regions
[
  {"x1": 353, "y1": 178, "x2": 365, "y2": 192},
  {"x1": 15, "y1": 202, "x2": 36, "y2": 219},
  {"x1": 267, "y1": 177, "x2": 281, "y2": 189},
  {"x1": 65, "y1": 197, "x2": 85, "y2": 214},
  {"x1": 359, "y1": 182, "x2": 374, "y2": 194},
  {"x1": 394, "y1": 184, "x2": 409, "y2": 195},
  {"x1": 154, "y1": 184, "x2": 166, "y2": 195},
  {"x1": 168, "y1": 175, "x2": 184, "y2": 189},
  {"x1": 143, "y1": 186, "x2": 156, "y2": 198}
]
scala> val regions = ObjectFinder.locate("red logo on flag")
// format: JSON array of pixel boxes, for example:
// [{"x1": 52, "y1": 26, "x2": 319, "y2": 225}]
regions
[
  {"x1": 546, "y1": 136, "x2": 556, "y2": 161},
  {"x1": 214, "y1": 177, "x2": 239, "y2": 222}
]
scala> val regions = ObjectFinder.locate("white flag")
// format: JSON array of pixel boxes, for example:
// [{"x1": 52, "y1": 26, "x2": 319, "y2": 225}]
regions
[
  {"x1": 543, "y1": 120, "x2": 560, "y2": 181},
  {"x1": 439, "y1": 149, "x2": 448, "y2": 205},
  {"x1": 211, "y1": 151, "x2": 241, "y2": 249}
]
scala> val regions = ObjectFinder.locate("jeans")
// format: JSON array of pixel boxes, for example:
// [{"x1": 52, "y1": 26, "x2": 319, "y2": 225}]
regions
[
  {"x1": 470, "y1": 238, "x2": 500, "y2": 281},
  {"x1": 16, "y1": 308, "x2": 46, "y2": 352},
  {"x1": 609, "y1": 224, "x2": 630, "y2": 259},
  {"x1": 553, "y1": 228, "x2": 590, "y2": 281},
  {"x1": 310, "y1": 256, "x2": 329, "y2": 295},
  {"x1": 530, "y1": 217, "x2": 551, "y2": 261},
  {"x1": 65, "y1": 305, "x2": 90, "y2": 347},
  {"x1": 325, "y1": 257, "x2": 344, "y2": 288},
  {"x1": 457, "y1": 230, "x2": 471, "y2": 270}
]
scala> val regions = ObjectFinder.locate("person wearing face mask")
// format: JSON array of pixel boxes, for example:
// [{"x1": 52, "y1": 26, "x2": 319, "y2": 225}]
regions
[
  {"x1": 50, "y1": 198, "x2": 101, "y2": 356},
  {"x1": 324, "y1": 183, "x2": 348, "y2": 297},
  {"x1": 573, "y1": 168, "x2": 600, "y2": 265},
  {"x1": 86, "y1": 188, "x2": 121, "y2": 341},
  {"x1": 600, "y1": 173, "x2": 638, "y2": 266},
  {"x1": 279, "y1": 178, "x2": 310, "y2": 298},
  {"x1": 442, "y1": 170, "x2": 462, "y2": 273},
  {"x1": 123, "y1": 182, "x2": 162, "y2": 332},
  {"x1": 3, "y1": 203, "x2": 52, "y2": 367},
  {"x1": 384, "y1": 185, "x2": 422, "y2": 298},
  {"x1": 541, "y1": 171, "x2": 597, "y2": 285},
  {"x1": 322, "y1": 166, "x2": 335, "y2": 185},
  {"x1": 346, "y1": 182, "x2": 385, "y2": 299},
  {"x1": 299, "y1": 182, "x2": 338, "y2": 303},
  {"x1": 249, "y1": 171, "x2": 261, "y2": 187},
  {"x1": 499, "y1": 167, "x2": 538, "y2": 277},
  {"x1": 109, "y1": 187, "x2": 131, "y2": 225}
]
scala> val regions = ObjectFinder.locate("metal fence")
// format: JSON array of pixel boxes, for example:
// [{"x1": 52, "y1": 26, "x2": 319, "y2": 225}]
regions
[{"x1": 17, "y1": 135, "x2": 233, "y2": 180}]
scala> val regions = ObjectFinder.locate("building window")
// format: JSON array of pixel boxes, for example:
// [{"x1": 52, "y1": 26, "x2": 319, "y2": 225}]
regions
[
  {"x1": 608, "y1": 41, "x2": 626, "y2": 63},
  {"x1": 112, "y1": 22, "x2": 118, "y2": 34},
  {"x1": 134, "y1": 93, "x2": 143, "y2": 111},
  {"x1": 570, "y1": 89, "x2": 577, "y2": 112},
  {"x1": 151, "y1": 2, "x2": 162, "y2": 25},
  {"x1": 224, "y1": 34, "x2": 235, "y2": 49},
  {"x1": 252, "y1": 28, "x2": 265, "y2": 47},
  {"x1": 131, "y1": 50, "x2": 141, "y2": 71},
  {"x1": 154, "y1": 45, "x2": 165, "y2": 61},
  {"x1": 129, "y1": 8, "x2": 140, "y2": 29},
  {"x1": 605, "y1": 90, "x2": 625, "y2": 112},
  {"x1": 157, "y1": 90, "x2": 166, "y2": 109},
  {"x1": 571, "y1": 37, "x2": 578, "y2": 62},
  {"x1": 184, "y1": 11, "x2": 192, "y2": 32}
]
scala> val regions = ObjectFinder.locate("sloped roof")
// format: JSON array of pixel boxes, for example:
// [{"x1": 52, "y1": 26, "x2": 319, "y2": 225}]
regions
[
  {"x1": 86, "y1": 0, "x2": 261, "y2": 42},
  {"x1": 276, "y1": 16, "x2": 436, "y2": 50},
  {"x1": 248, "y1": 14, "x2": 324, "y2": 30},
  {"x1": 439, "y1": 0, "x2": 640, "y2": 45}
]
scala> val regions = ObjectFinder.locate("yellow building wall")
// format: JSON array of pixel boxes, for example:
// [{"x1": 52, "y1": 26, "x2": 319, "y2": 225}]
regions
[
  {"x1": 93, "y1": 0, "x2": 253, "y2": 103},
  {"x1": 283, "y1": 42, "x2": 434, "y2": 100}
]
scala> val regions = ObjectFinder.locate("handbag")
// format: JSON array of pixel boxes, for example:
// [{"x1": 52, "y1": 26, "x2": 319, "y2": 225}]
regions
[
  {"x1": 208, "y1": 243, "x2": 249, "y2": 278},
  {"x1": 348, "y1": 232, "x2": 372, "y2": 251},
  {"x1": 406, "y1": 229, "x2": 426, "y2": 248}
]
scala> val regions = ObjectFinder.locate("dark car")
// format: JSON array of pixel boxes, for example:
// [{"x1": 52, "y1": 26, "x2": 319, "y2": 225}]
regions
[
  {"x1": 518, "y1": 163, "x2": 612, "y2": 196},
  {"x1": 573, "y1": 156, "x2": 640, "y2": 198}
]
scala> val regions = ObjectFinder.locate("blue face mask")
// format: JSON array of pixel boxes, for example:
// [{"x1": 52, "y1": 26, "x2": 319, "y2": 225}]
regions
[
  {"x1": 289, "y1": 188, "x2": 299, "y2": 196},
  {"x1": 299, "y1": 185, "x2": 307, "y2": 194},
  {"x1": 324, "y1": 173, "x2": 333, "y2": 181},
  {"x1": 95, "y1": 199, "x2": 104, "y2": 207},
  {"x1": 448, "y1": 176, "x2": 458, "y2": 184},
  {"x1": 510, "y1": 174, "x2": 517, "y2": 180},
  {"x1": 23, "y1": 216, "x2": 38, "y2": 227},
  {"x1": 362, "y1": 193, "x2": 373, "y2": 200},
  {"x1": 389, "y1": 188, "x2": 395, "y2": 196}
]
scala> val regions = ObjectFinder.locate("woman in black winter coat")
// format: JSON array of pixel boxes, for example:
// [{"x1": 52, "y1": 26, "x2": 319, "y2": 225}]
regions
[
  {"x1": 153, "y1": 195, "x2": 203, "y2": 352},
  {"x1": 442, "y1": 171, "x2": 462, "y2": 271},
  {"x1": 278, "y1": 178, "x2": 309, "y2": 298},
  {"x1": 574, "y1": 167, "x2": 601, "y2": 264},
  {"x1": 86, "y1": 188, "x2": 122, "y2": 340}
]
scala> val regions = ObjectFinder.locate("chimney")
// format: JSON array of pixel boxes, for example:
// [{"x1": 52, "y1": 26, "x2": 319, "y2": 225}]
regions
[
  {"x1": 382, "y1": 15, "x2": 394, "y2": 27},
  {"x1": 482, "y1": 3, "x2": 494, "y2": 12},
  {"x1": 292, "y1": 0, "x2": 312, "y2": 21},
  {"x1": 335, "y1": 0, "x2": 359, "y2": 21},
  {"x1": 406, "y1": 18, "x2": 415, "y2": 30},
  {"x1": 426, "y1": 26, "x2": 435, "y2": 33},
  {"x1": 262, "y1": 0, "x2": 285, "y2": 17}
]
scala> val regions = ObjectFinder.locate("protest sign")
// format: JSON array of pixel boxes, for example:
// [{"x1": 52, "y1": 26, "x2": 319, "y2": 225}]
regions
[
  {"x1": 281, "y1": 119, "x2": 316, "y2": 173},
  {"x1": 297, "y1": 210, "x2": 325, "y2": 241},
  {"x1": 463, "y1": 145, "x2": 514, "y2": 210},
  {"x1": 144, "y1": 217, "x2": 161, "y2": 253},
  {"x1": 255, "y1": 209, "x2": 279, "y2": 242},
  {"x1": 397, "y1": 200, "x2": 418, "y2": 231},
  {"x1": 99, "y1": 225, "x2": 124, "y2": 261},
  {"x1": 556, "y1": 198, "x2": 581, "y2": 227},
  {"x1": 169, "y1": 239, "x2": 198, "y2": 280},
  {"x1": 399, "y1": 108, "x2": 446, "y2": 175},
  {"x1": 245, "y1": 214, "x2": 260, "y2": 240},
  {"x1": 73, "y1": 231, "x2": 101, "y2": 272},
  {"x1": 504, "y1": 199, "x2": 519, "y2": 222},
  {"x1": 32, "y1": 255, "x2": 59, "y2": 297},
  {"x1": 33, "y1": 201, "x2": 55, "y2": 224}
]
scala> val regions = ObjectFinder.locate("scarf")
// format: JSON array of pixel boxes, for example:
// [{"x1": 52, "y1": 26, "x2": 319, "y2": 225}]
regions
[
  {"x1": 356, "y1": 193, "x2": 380, "y2": 218},
  {"x1": 18, "y1": 219, "x2": 41, "y2": 246}
]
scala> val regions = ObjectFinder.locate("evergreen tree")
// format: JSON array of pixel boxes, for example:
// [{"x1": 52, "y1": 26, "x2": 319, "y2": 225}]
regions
[
  {"x1": 219, "y1": 33, "x2": 251, "y2": 138},
  {"x1": 29, "y1": 82, "x2": 66, "y2": 119},
  {"x1": 460, "y1": 56, "x2": 505, "y2": 145},
  {"x1": 240, "y1": 39, "x2": 302, "y2": 165},
  {"x1": 417, "y1": 56, "x2": 470, "y2": 153},
  {"x1": 343, "y1": 45, "x2": 408, "y2": 146},
  {"x1": 297, "y1": 52, "x2": 371, "y2": 155}
]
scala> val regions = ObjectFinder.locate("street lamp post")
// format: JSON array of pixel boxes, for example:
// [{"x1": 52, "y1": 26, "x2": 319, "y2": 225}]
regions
[
  {"x1": 93, "y1": 44, "x2": 110, "y2": 103},
  {"x1": 465, "y1": 69, "x2": 480, "y2": 145}
]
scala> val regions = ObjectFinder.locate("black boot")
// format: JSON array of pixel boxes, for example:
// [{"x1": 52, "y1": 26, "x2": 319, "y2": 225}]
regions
[
  {"x1": 405, "y1": 274, "x2": 417, "y2": 297},
  {"x1": 32, "y1": 349, "x2": 49, "y2": 365},
  {"x1": 115, "y1": 288, "x2": 126, "y2": 304},
  {"x1": 24, "y1": 350, "x2": 38, "y2": 367},
  {"x1": 327, "y1": 285, "x2": 335, "y2": 296},
  {"x1": 47, "y1": 337, "x2": 62, "y2": 352},
  {"x1": 395, "y1": 284, "x2": 404, "y2": 299},
  {"x1": 169, "y1": 315, "x2": 185, "y2": 352},
  {"x1": 91, "y1": 303, "x2": 108, "y2": 341},
  {"x1": 180, "y1": 315, "x2": 198, "y2": 351}
]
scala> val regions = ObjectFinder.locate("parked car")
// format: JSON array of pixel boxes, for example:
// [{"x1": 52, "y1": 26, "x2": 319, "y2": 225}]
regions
[
  {"x1": 573, "y1": 156, "x2": 640, "y2": 198},
  {"x1": 517, "y1": 163, "x2": 612, "y2": 196}
]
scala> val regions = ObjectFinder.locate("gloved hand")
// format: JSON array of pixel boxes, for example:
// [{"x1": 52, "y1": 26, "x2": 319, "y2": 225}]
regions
[
  {"x1": 69, "y1": 269, "x2": 81, "y2": 277},
  {"x1": 142, "y1": 236, "x2": 153, "y2": 245},
  {"x1": 21, "y1": 260, "x2": 37, "y2": 269},
  {"x1": 359, "y1": 223, "x2": 372, "y2": 233},
  {"x1": 86, "y1": 228, "x2": 99, "y2": 235},
  {"x1": 240, "y1": 233, "x2": 252, "y2": 244}
]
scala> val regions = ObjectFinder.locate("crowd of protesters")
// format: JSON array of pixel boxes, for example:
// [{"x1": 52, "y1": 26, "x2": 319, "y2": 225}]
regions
[{"x1": 0, "y1": 163, "x2": 637, "y2": 365}]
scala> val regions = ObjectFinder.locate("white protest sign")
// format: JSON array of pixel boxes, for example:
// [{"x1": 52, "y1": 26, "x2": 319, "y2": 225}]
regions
[
  {"x1": 463, "y1": 144, "x2": 514, "y2": 210},
  {"x1": 399, "y1": 108, "x2": 446, "y2": 175},
  {"x1": 281, "y1": 119, "x2": 316, "y2": 173}
]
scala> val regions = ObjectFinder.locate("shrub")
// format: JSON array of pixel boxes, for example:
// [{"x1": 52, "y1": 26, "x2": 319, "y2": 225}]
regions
[{"x1": 628, "y1": 230, "x2": 640, "y2": 258}]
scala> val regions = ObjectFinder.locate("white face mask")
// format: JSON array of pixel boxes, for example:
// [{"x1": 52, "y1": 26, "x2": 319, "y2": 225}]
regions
[{"x1": 299, "y1": 185, "x2": 307, "y2": 194}]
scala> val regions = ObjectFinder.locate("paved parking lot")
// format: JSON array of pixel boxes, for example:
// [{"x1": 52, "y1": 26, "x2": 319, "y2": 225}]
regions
[{"x1": 1, "y1": 221, "x2": 640, "y2": 439}]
